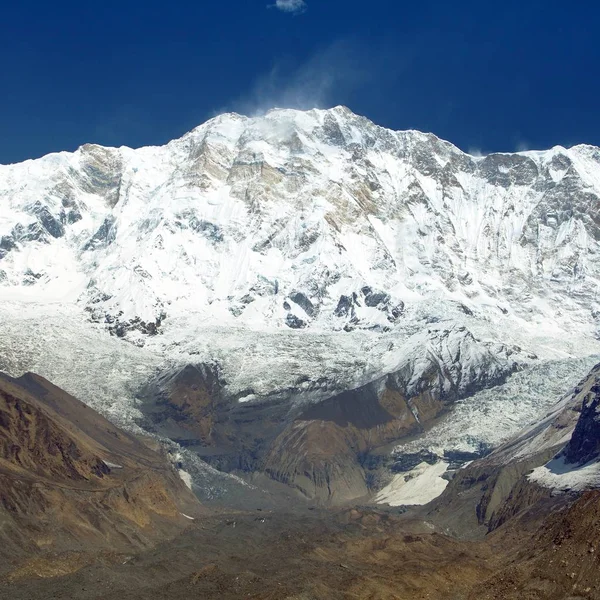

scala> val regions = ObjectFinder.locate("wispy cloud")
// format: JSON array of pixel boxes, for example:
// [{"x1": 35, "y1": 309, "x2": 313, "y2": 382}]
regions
[
  {"x1": 270, "y1": 0, "x2": 307, "y2": 14},
  {"x1": 221, "y1": 38, "x2": 403, "y2": 117}
]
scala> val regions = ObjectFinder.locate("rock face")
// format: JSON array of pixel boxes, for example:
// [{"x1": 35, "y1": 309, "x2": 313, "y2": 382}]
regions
[
  {"x1": 262, "y1": 380, "x2": 419, "y2": 502},
  {"x1": 0, "y1": 371, "x2": 201, "y2": 566},
  {"x1": 261, "y1": 330, "x2": 517, "y2": 503},
  {"x1": 143, "y1": 363, "x2": 223, "y2": 443},
  {"x1": 0, "y1": 385, "x2": 110, "y2": 482},
  {"x1": 564, "y1": 382, "x2": 600, "y2": 465}
]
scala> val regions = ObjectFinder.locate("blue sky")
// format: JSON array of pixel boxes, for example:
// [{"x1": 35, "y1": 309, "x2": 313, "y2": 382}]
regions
[{"x1": 1, "y1": 0, "x2": 598, "y2": 162}]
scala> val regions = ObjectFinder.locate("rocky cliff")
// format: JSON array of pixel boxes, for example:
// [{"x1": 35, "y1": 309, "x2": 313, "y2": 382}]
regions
[{"x1": 0, "y1": 371, "x2": 202, "y2": 579}]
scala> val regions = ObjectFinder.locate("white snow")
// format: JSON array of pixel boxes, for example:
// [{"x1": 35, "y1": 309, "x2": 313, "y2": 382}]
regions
[
  {"x1": 1, "y1": 107, "x2": 600, "y2": 497},
  {"x1": 178, "y1": 469, "x2": 193, "y2": 490},
  {"x1": 529, "y1": 457, "x2": 600, "y2": 492},
  {"x1": 103, "y1": 461, "x2": 123, "y2": 469},
  {"x1": 0, "y1": 107, "x2": 598, "y2": 342},
  {"x1": 376, "y1": 462, "x2": 449, "y2": 506}
]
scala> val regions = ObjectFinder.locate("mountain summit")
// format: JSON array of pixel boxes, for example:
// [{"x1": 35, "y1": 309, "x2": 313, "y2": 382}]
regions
[{"x1": 1, "y1": 106, "x2": 599, "y2": 340}]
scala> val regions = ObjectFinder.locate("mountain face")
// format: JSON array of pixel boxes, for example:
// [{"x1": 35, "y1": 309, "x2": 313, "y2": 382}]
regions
[
  {"x1": 1, "y1": 106, "x2": 600, "y2": 502},
  {"x1": 0, "y1": 371, "x2": 202, "y2": 575},
  {"x1": 1, "y1": 106, "x2": 600, "y2": 338},
  {"x1": 3, "y1": 107, "x2": 600, "y2": 598}
]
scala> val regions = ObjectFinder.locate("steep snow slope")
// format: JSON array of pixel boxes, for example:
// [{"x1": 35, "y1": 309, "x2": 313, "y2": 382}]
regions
[{"x1": 1, "y1": 106, "x2": 599, "y2": 341}]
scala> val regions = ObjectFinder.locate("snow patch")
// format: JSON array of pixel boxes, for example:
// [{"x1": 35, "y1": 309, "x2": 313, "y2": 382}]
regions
[
  {"x1": 529, "y1": 456, "x2": 600, "y2": 492},
  {"x1": 178, "y1": 469, "x2": 193, "y2": 490},
  {"x1": 103, "y1": 461, "x2": 123, "y2": 469},
  {"x1": 375, "y1": 461, "x2": 449, "y2": 506}
]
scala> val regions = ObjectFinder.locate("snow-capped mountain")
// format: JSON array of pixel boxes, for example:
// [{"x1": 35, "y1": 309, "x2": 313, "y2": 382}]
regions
[
  {"x1": 2, "y1": 106, "x2": 600, "y2": 502},
  {"x1": 1, "y1": 106, "x2": 600, "y2": 339}
]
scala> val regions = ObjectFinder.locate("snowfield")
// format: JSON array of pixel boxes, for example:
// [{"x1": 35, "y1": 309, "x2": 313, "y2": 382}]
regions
[{"x1": 529, "y1": 457, "x2": 600, "y2": 493}]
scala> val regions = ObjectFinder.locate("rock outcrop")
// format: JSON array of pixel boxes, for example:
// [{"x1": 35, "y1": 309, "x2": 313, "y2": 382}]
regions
[
  {"x1": 140, "y1": 326, "x2": 518, "y2": 504},
  {"x1": 563, "y1": 381, "x2": 600, "y2": 465},
  {"x1": 0, "y1": 371, "x2": 201, "y2": 573}
]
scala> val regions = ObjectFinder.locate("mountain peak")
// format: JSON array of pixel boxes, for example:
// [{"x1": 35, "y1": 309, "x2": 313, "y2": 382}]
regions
[{"x1": 0, "y1": 107, "x2": 599, "y2": 350}]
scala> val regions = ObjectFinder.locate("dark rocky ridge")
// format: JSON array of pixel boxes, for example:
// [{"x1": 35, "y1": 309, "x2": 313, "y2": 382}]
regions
[
  {"x1": 564, "y1": 381, "x2": 600, "y2": 465},
  {"x1": 0, "y1": 371, "x2": 202, "y2": 570}
]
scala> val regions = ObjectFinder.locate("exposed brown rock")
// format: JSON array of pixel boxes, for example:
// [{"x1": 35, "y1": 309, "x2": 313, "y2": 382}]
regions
[
  {"x1": 0, "y1": 371, "x2": 202, "y2": 579},
  {"x1": 143, "y1": 363, "x2": 454, "y2": 504},
  {"x1": 6, "y1": 491, "x2": 600, "y2": 600},
  {"x1": 470, "y1": 491, "x2": 600, "y2": 600},
  {"x1": 263, "y1": 384, "x2": 442, "y2": 503}
]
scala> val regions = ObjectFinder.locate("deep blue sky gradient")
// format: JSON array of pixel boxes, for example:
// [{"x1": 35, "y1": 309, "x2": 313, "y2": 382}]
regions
[{"x1": 1, "y1": 0, "x2": 599, "y2": 162}]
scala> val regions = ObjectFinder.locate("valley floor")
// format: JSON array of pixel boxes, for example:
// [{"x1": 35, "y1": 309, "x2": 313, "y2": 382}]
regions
[
  {"x1": 3, "y1": 492, "x2": 600, "y2": 600},
  {"x1": 0, "y1": 507, "x2": 496, "y2": 600}
]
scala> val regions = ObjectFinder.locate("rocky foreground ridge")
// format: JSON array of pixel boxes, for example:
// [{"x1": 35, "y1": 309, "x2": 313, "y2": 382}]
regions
[
  {"x1": 1, "y1": 366, "x2": 600, "y2": 599},
  {"x1": 0, "y1": 371, "x2": 201, "y2": 577}
]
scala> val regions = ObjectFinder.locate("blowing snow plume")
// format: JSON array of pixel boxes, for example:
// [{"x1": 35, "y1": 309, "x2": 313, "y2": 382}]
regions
[{"x1": 227, "y1": 40, "x2": 379, "y2": 116}]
